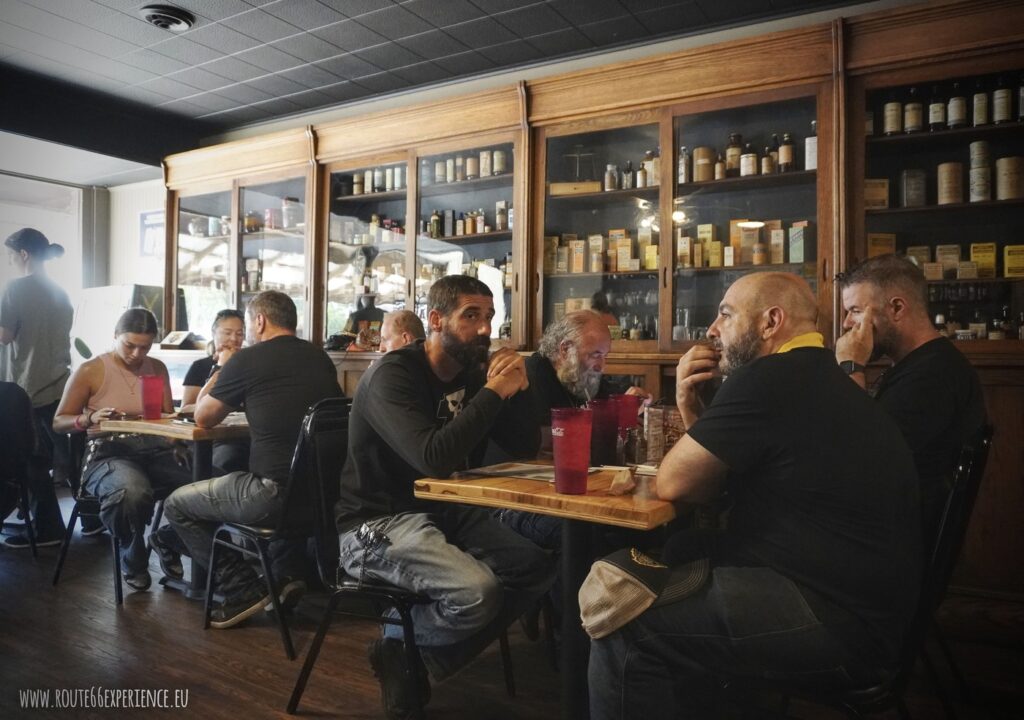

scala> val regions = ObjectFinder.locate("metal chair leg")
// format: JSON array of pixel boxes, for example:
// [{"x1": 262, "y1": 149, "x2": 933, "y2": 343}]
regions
[
  {"x1": 287, "y1": 590, "x2": 345, "y2": 714},
  {"x1": 52, "y1": 503, "x2": 79, "y2": 585},
  {"x1": 498, "y1": 629, "x2": 516, "y2": 697},
  {"x1": 18, "y1": 484, "x2": 37, "y2": 557},
  {"x1": 256, "y1": 540, "x2": 295, "y2": 660},
  {"x1": 203, "y1": 535, "x2": 223, "y2": 629},
  {"x1": 397, "y1": 603, "x2": 427, "y2": 720},
  {"x1": 932, "y1": 623, "x2": 972, "y2": 704},
  {"x1": 111, "y1": 535, "x2": 123, "y2": 605}
]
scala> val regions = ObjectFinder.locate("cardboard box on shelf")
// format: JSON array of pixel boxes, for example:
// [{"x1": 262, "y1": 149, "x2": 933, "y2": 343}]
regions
[
  {"x1": 770, "y1": 229, "x2": 786, "y2": 264},
  {"x1": 935, "y1": 244, "x2": 961, "y2": 278},
  {"x1": 549, "y1": 181, "x2": 602, "y2": 196},
  {"x1": 922, "y1": 262, "x2": 943, "y2": 280},
  {"x1": 867, "y1": 233, "x2": 896, "y2": 258},
  {"x1": 676, "y1": 231, "x2": 692, "y2": 268},
  {"x1": 969, "y1": 242, "x2": 996, "y2": 278},
  {"x1": 569, "y1": 240, "x2": 587, "y2": 274},
  {"x1": 956, "y1": 261, "x2": 979, "y2": 280},
  {"x1": 724, "y1": 245, "x2": 735, "y2": 267},
  {"x1": 708, "y1": 240, "x2": 723, "y2": 268},
  {"x1": 906, "y1": 245, "x2": 931, "y2": 267},
  {"x1": 543, "y1": 236, "x2": 559, "y2": 275},
  {"x1": 1005, "y1": 245, "x2": 1024, "y2": 278},
  {"x1": 644, "y1": 243, "x2": 659, "y2": 270},
  {"x1": 739, "y1": 225, "x2": 760, "y2": 264},
  {"x1": 864, "y1": 178, "x2": 890, "y2": 209}
]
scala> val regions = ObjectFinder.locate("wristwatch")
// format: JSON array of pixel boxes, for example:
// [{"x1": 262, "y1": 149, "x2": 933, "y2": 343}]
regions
[
  {"x1": 207, "y1": 363, "x2": 222, "y2": 380},
  {"x1": 839, "y1": 360, "x2": 866, "y2": 375}
]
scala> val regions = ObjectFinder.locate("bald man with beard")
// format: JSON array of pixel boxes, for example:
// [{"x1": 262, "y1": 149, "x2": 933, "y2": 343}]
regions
[{"x1": 588, "y1": 272, "x2": 922, "y2": 720}]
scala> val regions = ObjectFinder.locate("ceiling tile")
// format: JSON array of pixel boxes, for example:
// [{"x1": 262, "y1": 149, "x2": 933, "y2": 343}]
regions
[
  {"x1": 353, "y1": 42, "x2": 424, "y2": 70},
  {"x1": 403, "y1": 0, "x2": 485, "y2": 28},
  {"x1": 433, "y1": 50, "x2": 496, "y2": 75},
  {"x1": 695, "y1": 0, "x2": 769, "y2": 22},
  {"x1": 228, "y1": 8, "x2": 303, "y2": 43},
  {"x1": 618, "y1": 0, "x2": 687, "y2": 11},
  {"x1": 634, "y1": 3, "x2": 709, "y2": 36},
  {"x1": 317, "y1": 80, "x2": 373, "y2": 102},
  {"x1": 234, "y1": 45, "x2": 305, "y2": 72},
  {"x1": 353, "y1": 71, "x2": 410, "y2": 93},
  {"x1": 272, "y1": 31, "x2": 345, "y2": 62},
  {"x1": 200, "y1": 104, "x2": 274, "y2": 123},
  {"x1": 23, "y1": 0, "x2": 116, "y2": 25},
  {"x1": 550, "y1": 0, "x2": 630, "y2": 25},
  {"x1": 448, "y1": 17, "x2": 518, "y2": 49},
  {"x1": 139, "y1": 75, "x2": 210, "y2": 99},
  {"x1": 494, "y1": 5, "x2": 571, "y2": 38},
  {"x1": 121, "y1": 49, "x2": 190, "y2": 75},
  {"x1": 245, "y1": 73, "x2": 309, "y2": 97},
  {"x1": 185, "y1": 24, "x2": 263, "y2": 54},
  {"x1": 151, "y1": 38, "x2": 226, "y2": 65},
  {"x1": 578, "y1": 15, "x2": 648, "y2": 46},
  {"x1": 478, "y1": 39, "x2": 542, "y2": 66},
  {"x1": 165, "y1": 93, "x2": 239, "y2": 113},
  {"x1": 283, "y1": 88, "x2": 335, "y2": 109},
  {"x1": 157, "y1": 0, "x2": 254, "y2": 23},
  {"x1": 396, "y1": 30, "x2": 470, "y2": 61},
  {"x1": 197, "y1": 55, "x2": 267, "y2": 81},
  {"x1": 318, "y1": 0, "x2": 395, "y2": 18},
  {"x1": 261, "y1": 0, "x2": 346, "y2": 30},
  {"x1": 215, "y1": 82, "x2": 275, "y2": 103},
  {"x1": 392, "y1": 61, "x2": 453, "y2": 86},
  {"x1": 156, "y1": 97, "x2": 212, "y2": 117},
  {"x1": 356, "y1": 5, "x2": 433, "y2": 40},
  {"x1": 471, "y1": 0, "x2": 543, "y2": 12},
  {"x1": 312, "y1": 19, "x2": 388, "y2": 52},
  {"x1": 526, "y1": 27, "x2": 594, "y2": 55},
  {"x1": 278, "y1": 63, "x2": 342, "y2": 88},
  {"x1": 250, "y1": 96, "x2": 305, "y2": 114},
  {"x1": 77, "y1": 12, "x2": 172, "y2": 47},
  {"x1": 316, "y1": 52, "x2": 380, "y2": 79},
  {"x1": 170, "y1": 67, "x2": 236, "y2": 92}
]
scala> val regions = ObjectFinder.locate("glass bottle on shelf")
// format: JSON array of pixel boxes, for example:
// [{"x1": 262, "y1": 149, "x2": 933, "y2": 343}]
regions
[
  {"x1": 972, "y1": 78, "x2": 989, "y2": 126},
  {"x1": 934, "y1": 313, "x2": 949, "y2": 337},
  {"x1": 903, "y1": 86, "x2": 924, "y2": 133},
  {"x1": 714, "y1": 153, "x2": 726, "y2": 180},
  {"x1": 725, "y1": 133, "x2": 742, "y2": 177},
  {"x1": 429, "y1": 209, "x2": 441, "y2": 238},
  {"x1": 778, "y1": 133, "x2": 795, "y2": 172},
  {"x1": 883, "y1": 90, "x2": 903, "y2": 135},
  {"x1": 947, "y1": 81, "x2": 967, "y2": 129},
  {"x1": 621, "y1": 160, "x2": 634, "y2": 189},
  {"x1": 992, "y1": 75, "x2": 1012, "y2": 124},
  {"x1": 740, "y1": 143, "x2": 758, "y2": 177},
  {"x1": 805, "y1": 121, "x2": 817, "y2": 171},
  {"x1": 604, "y1": 164, "x2": 619, "y2": 191},
  {"x1": 770, "y1": 133, "x2": 780, "y2": 166},
  {"x1": 928, "y1": 84, "x2": 947, "y2": 131},
  {"x1": 677, "y1": 146, "x2": 690, "y2": 185},
  {"x1": 761, "y1": 146, "x2": 774, "y2": 175},
  {"x1": 636, "y1": 162, "x2": 648, "y2": 187},
  {"x1": 1018, "y1": 73, "x2": 1024, "y2": 122}
]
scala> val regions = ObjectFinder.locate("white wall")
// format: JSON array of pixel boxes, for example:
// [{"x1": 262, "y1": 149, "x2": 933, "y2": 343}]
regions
[{"x1": 107, "y1": 179, "x2": 166, "y2": 289}]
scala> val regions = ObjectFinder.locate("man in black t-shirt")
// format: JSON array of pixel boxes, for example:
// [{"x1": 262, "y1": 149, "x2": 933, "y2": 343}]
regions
[
  {"x1": 164, "y1": 291, "x2": 342, "y2": 629},
  {"x1": 335, "y1": 275, "x2": 553, "y2": 720},
  {"x1": 835, "y1": 254, "x2": 985, "y2": 545},
  {"x1": 589, "y1": 273, "x2": 921, "y2": 720}
]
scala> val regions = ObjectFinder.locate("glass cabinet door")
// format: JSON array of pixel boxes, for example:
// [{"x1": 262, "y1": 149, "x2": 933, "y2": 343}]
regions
[
  {"x1": 414, "y1": 142, "x2": 515, "y2": 341},
  {"x1": 542, "y1": 123, "x2": 661, "y2": 347},
  {"x1": 672, "y1": 96, "x2": 818, "y2": 343},
  {"x1": 177, "y1": 189, "x2": 232, "y2": 337},
  {"x1": 238, "y1": 176, "x2": 308, "y2": 337},
  {"x1": 326, "y1": 161, "x2": 408, "y2": 346}
]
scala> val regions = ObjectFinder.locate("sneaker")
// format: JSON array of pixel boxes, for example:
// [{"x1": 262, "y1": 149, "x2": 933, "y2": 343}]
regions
[
  {"x1": 124, "y1": 569, "x2": 152, "y2": 592},
  {"x1": 80, "y1": 521, "x2": 107, "y2": 537},
  {"x1": 368, "y1": 638, "x2": 431, "y2": 720},
  {"x1": 3, "y1": 534, "x2": 63, "y2": 549},
  {"x1": 148, "y1": 532, "x2": 184, "y2": 580},
  {"x1": 210, "y1": 581, "x2": 270, "y2": 629},
  {"x1": 265, "y1": 577, "x2": 307, "y2": 613}
]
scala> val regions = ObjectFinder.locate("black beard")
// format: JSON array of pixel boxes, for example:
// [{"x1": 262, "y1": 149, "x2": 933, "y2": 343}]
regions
[
  {"x1": 720, "y1": 328, "x2": 761, "y2": 375},
  {"x1": 441, "y1": 326, "x2": 490, "y2": 369}
]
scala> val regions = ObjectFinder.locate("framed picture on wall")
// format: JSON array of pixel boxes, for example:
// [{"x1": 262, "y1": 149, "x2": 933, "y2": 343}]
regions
[{"x1": 139, "y1": 210, "x2": 164, "y2": 257}]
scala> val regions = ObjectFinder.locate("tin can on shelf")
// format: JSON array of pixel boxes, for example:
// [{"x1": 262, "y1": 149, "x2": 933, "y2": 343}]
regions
[
  {"x1": 937, "y1": 162, "x2": 963, "y2": 205},
  {"x1": 899, "y1": 169, "x2": 927, "y2": 207},
  {"x1": 479, "y1": 149, "x2": 492, "y2": 178},
  {"x1": 493, "y1": 149, "x2": 507, "y2": 175},
  {"x1": 693, "y1": 147, "x2": 716, "y2": 182},
  {"x1": 969, "y1": 166, "x2": 991, "y2": 202},
  {"x1": 995, "y1": 156, "x2": 1022, "y2": 200},
  {"x1": 969, "y1": 141, "x2": 990, "y2": 169}
]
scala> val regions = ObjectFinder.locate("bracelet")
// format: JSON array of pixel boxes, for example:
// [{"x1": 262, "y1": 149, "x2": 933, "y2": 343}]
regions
[{"x1": 73, "y1": 414, "x2": 89, "y2": 431}]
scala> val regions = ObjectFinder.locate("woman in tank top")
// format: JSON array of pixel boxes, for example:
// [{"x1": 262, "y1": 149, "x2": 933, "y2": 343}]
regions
[{"x1": 53, "y1": 308, "x2": 192, "y2": 592}]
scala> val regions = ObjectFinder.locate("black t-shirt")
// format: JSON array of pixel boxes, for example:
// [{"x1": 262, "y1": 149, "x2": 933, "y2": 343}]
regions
[
  {"x1": 335, "y1": 341, "x2": 540, "y2": 531},
  {"x1": 183, "y1": 356, "x2": 216, "y2": 388},
  {"x1": 686, "y1": 347, "x2": 921, "y2": 661},
  {"x1": 872, "y1": 337, "x2": 985, "y2": 545},
  {"x1": 212, "y1": 335, "x2": 342, "y2": 481}
]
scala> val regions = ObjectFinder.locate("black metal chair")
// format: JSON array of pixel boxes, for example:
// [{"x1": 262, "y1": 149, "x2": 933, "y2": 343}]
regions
[
  {"x1": 202, "y1": 397, "x2": 353, "y2": 660},
  {"x1": 52, "y1": 433, "x2": 166, "y2": 605},
  {"x1": 726, "y1": 424, "x2": 994, "y2": 720},
  {"x1": 1, "y1": 382, "x2": 38, "y2": 556},
  {"x1": 285, "y1": 402, "x2": 517, "y2": 717}
]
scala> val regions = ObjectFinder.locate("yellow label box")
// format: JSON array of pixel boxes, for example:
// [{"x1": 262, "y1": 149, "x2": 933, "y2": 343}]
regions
[
  {"x1": 865, "y1": 179, "x2": 890, "y2": 209},
  {"x1": 1005, "y1": 244, "x2": 1024, "y2": 278},
  {"x1": 867, "y1": 233, "x2": 896, "y2": 258},
  {"x1": 969, "y1": 242, "x2": 996, "y2": 278}
]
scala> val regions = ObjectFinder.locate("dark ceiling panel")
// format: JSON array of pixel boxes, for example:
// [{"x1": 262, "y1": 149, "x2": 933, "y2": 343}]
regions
[
  {"x1": 312, "y1": 19, "x2": 388, "y2": 52},
  {"x1": 159, "y1": 97, "x2": 218, "y2": 117},
  {"x1": 578, "y1": 15, "x2": 648, "y2": 46},
  {"x1": 251, "y1": 96, "x2": 305, "y2": 115},
  {"x1": 203, "y1": 104, "x2": 274, "y2": 124},
  {"x1": 139, "y1": 75, "x2": 207, "y2": 99},
  {"x1": 151, "y1": 38, "x2": 227, "y2": 65},
  {"x1": 479, "y1": 40, "x2": 543, "y2": 67},
  {"x1": 471, "y1": 0, "x2": 544, "y2": 13},
  {"x1": 77, "y1": 12, "x2": 173, "y2": 47},
  {"x1": 161, "y1": 0, "x2": 254, "y2": 23},
  {"x1": 352, "y1": 71, "x2": 409, "y2": 93},
  {"x1": 246, "y1": 73, "x2": 309, "y2": 97},
  {"x1": 495, "y1": 5, "x2": 571, "y2": 38},
  {"x1": 171, "y1": 67, "x2": 235, "y2": 92},
  {"x1": 317, "y1": 80, "x2": 374, "y2": 102},
  {"x1": 695, "y1": 0, "x2": 771, "y2": 23},
  {"x1": 185, "y1": 24, "x2": 264, "y2": 54},
  {"x1": 403, "y1": 0, "x2": 486, "y2": 28},
  {"x1": 278, "y1": 62, "x2": 343, "y2": 88},
  {"x1": 527, "y1": 27, "x2": 594, "y2": 56},
  {"x1": 356, "y1": 5, "x2": 434, "y2": 40},
  {"x1": 451, "y1": 17, "x2": 519, "y2": 50},
  {"x1": 168, "y1": 92, "x2": 239, "y2": 113},
  {"x1": 392, "y1": 61, "x2": 453, "y2": 86},
  {"x1": 234, "y1": 44, "x2": 305, "y2": 72},
  {"x1": 214, "y1": 82, "x2": 274, "y2": 104},
  {"x1": 433, "y1": 50, "x2": 497, "y2": 75},
  {"x1": 316, "y1": 52, "x2": 381, "y2": 79},
  {"x1": 229, "y1": 8, "x2": 304, "y2": 43},
  {"x1": 618, "y1": 0, "x2": 685, "y2": 12},
  {"x1": 272, "y1": 32, "x2": 345, "y2": 63},
  {"x1": 261, "y1": 0, "x2": 346, "y2": 30},
  {"x1": 121, "y1": 49, "x2": 191, "y2": 76},
  {"x1": 396, "y1": 30, "x2": 471, "y2": 61},
  {"x1": 354, "y1": 42, "x2": 424, "y2": 71},
  {"x1": 634, "y1": 3, "x2": 710, "y2": 35},
  {"x1": 118, "y1": 85, "x2": 177, "y2": 105},
  {"x1": 549, "y1": 0, "x2": 630, "y2": 25},
  {"x1": 284, "y1": 88, "x2": 336, "y2": 109},
  {"x1": 318, "y1": 0, "x2": 396, "y2": 18},
  {"x1": 199, "y1": 55, "x2": 268, "y2": 82}
]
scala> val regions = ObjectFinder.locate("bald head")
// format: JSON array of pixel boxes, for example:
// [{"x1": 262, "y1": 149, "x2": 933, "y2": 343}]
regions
[
  {"x1": 538, "y1": 310, "x2": 611, "y2": 400},
  {"x1": 736, "y1": 272, "x2": 819, "y2": 331},
  {"x1": 380, "y1": 310, "x2": 426, "y2": 353}
]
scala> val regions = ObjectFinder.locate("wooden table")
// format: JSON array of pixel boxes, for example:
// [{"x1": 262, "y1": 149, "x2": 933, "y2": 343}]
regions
[
  {"x1": 415, "y1": 468, "x2": 676, "y2": 720},
  {"x1": 100, "y1": 416, "x2": 250, "y2": 598}
]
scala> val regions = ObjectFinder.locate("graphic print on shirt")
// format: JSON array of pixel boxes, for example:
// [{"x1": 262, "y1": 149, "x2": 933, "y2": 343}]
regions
[{"x1": 436, "y1": 387, "x2": 466, "y2": 423}]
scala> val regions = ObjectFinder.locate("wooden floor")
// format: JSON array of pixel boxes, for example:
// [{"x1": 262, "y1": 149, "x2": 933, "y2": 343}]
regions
[{"x1": 1, "y1": 491, "x2": 1022, "y2": 719}]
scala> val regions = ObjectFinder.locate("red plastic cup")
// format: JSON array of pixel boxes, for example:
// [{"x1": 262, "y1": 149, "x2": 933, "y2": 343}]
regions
[
  {"x1": 588, "y1": 399, "x2": 619, "y2": 466},
  {"x1": 141, "y1": 375, "x2": 163, "y2": 420},
  {"x1": 551, "y1": 407, "x2": 592, "y2": 495},
  {"x1": 611, "y1": 393, "x2": 641, "y2": 436}
]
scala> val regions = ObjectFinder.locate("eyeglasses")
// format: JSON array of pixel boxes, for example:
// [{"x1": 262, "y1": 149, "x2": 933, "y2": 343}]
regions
[{"x1": 216, "y1": 329, "x2": 245, "y2": 338}]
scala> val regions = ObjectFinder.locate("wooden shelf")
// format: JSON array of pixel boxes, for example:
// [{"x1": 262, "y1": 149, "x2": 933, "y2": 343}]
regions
[
  {"x1": 676, "y1": 170, "x2": 816, "y2": 194},
  {"x1": 866, "y1": 198, "x2": 1024, "y2": 215},
  {"x1": 241, "y1": 227, "x2": 305, "y2": 238},
  {"x1": 545, "y1": 270, "x2": 657, "y2": 279},
  {"x1": 675, "y1": 262, "x2": 813, "y2": 275},
  {"x1": 420, "y1": 173, "x2": 512, "y2": 198},
  {"x1": 547, "y1": 185, "x2": 659, "y2": 205},
  {"x1": 334, "y1": 189, "x2": 406, "y2": 203},
  {"x1": 928, "y1": 277, "x2": 1024, "y2": 285},
  {"x1": 417, "y1": 230, "x2": 512, "y2": 244},
  {"x1": 866, "y1": 120, "x2": 1024, "y2": 149}
]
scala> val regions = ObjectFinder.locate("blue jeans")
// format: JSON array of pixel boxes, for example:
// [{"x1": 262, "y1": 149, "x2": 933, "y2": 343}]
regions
[
  {"x1": 163, "y1": 471, "x2": 306, "y2": 587},
  {"x1": 588, "y1": 566, "x2": 882, "y2": 720},
  {"x1": 83, "y1": 449, "x2": 192, "y2": 574},
  {"x1": 339, "y1": 505, "x2": 555, "y2": 681}
]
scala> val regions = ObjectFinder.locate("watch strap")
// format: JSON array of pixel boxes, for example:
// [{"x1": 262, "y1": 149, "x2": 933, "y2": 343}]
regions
[{"x1": 840, "y1": 360, "x2": 866, "y2": 375}]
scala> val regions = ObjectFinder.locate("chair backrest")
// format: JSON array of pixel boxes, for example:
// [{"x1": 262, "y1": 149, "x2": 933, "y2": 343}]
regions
[
  {"x1": 67, "y1": 432, "x2": 87, "y2": 496},
  {"x1": 894, "y1": 424, "x2": 993, "y2": 683},
  {"x1": 275, "y1": 397, "x2": 351, "y2": 578}
]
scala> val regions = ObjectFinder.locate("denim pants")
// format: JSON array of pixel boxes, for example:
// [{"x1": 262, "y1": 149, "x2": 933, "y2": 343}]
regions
[
  {"x1": 163, "y1": 471, "x2": 304, "y2": 588},
  {"x1": 25, "y1": 400, "x2": 66, "y2": 539},
  {"x1": 83, "y1": 449, "x2": 193, "y2": 574},
  {"x1": 588, "y1": 566, "x2": 882, "y2": 720},
  {"x1": 339, "y1": 505, "x2": 555, "y2": 681}
]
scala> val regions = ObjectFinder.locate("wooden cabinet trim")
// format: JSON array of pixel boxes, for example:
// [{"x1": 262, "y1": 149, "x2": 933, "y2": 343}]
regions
[{"x1": 165, "y1": 127, "x2": 312, "y2": 189}]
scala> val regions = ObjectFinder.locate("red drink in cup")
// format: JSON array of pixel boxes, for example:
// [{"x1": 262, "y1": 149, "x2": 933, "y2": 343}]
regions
[
  {"x1": 611, "y1": 393, "x2": 641, "y2": 437},
  {"x1": 551, "y1": 407, "x2": 592, "y2": 495},
  {"x1": 141, "y1": 375, "x2": 163, "y2": 420},
  {"x1": 588, "y1": 399, "x2": 619, "y2": 466}
]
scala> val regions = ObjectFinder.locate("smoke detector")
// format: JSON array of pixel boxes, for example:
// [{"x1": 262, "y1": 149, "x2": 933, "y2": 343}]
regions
[{"x1": 138, "y1": 5, "x2": 195, "y2": 32}]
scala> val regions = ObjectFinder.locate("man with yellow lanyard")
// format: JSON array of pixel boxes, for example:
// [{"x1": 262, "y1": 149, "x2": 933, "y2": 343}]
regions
[{"x1": 588, "y1": 272, "x2": 921, "y2": 720}]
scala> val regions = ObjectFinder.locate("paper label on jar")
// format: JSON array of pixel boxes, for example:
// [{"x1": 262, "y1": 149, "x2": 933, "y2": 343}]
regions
[
  {"x1": 973, "y1": 93, "x2": 988, "y2": 125},
  {"x1": 725, "y1": 147, "x2": 741, "y2": 170},
  {"x1": 969, "y1": 167, "x2": 991, "y2": 202},
  {"x1": 993, "y1": 89, "x2": 1011, "y2": 123},
  {"x1": 778, "y1": 144, "x2": 793, "y2": 165},
  {"x1": 929, "y1": 102, "x2": 946, "y2": 125},
  {"x1": 883, "y1": 102, "x2": 902, "y2": 133},
  {"x1": 904, "y1": 103, "x2": 923, "y2": 131},
  {"x1": 740, "y1": 154, "x2": 757, "y2": 176},
  {"x1": 948, "y1": 97, "x2": 966, "y2": 125}
]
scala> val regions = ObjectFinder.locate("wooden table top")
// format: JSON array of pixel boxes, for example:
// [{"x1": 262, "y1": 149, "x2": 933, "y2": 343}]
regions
[
  {"x1": 100, "y1": 416, "x2": 249, "y2": 442},
  {"x1": 414, "y1": 467, "x2": 676, "y2": 531}
]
